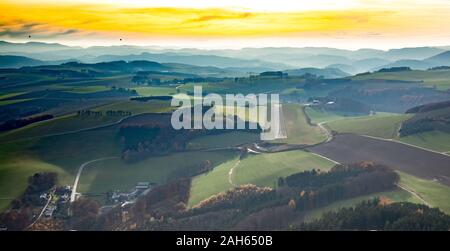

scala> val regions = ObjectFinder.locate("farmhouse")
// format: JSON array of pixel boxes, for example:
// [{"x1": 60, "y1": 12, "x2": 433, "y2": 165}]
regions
[{"x1": 136, "y1": 182, "x2": 150, "y2": 190}]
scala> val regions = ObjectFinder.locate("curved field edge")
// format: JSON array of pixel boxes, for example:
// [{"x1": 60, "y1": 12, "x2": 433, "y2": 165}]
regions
[
  {"x1": 188, "y1": 150, "x2": 336, "y2": 207},
  {"x1": 78, "y1": 150, "x2": 235, "y2": 195},
  {"x1": 397, "y1": 131, "x2": 450, "y2": 154},
  {"x1": 0, "y1": 141, "x2": 74, "y2": 211},
  {"x1": 304, "y1": 171, "x2": 450, "y2": 221},
  {"x1": 326, "y1": 113, "x2": 411, "y2": 139},
  {"x1": 306, "y1": 108, "x2": 450, "y2": 154},
  {"x1": 0, "y1": 100, "x2": 173, "y2": 142},
  {"x1": 397, "y1": 171, "x2": 450, "y2": 214},
  {"x1": 303, "y1": 188, "x2": 422, "y2": 222}
]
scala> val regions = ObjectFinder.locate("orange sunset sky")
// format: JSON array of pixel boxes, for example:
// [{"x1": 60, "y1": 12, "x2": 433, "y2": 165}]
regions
[{"x1": 1, "y1": 0, "x2": 450, "y2": 49}]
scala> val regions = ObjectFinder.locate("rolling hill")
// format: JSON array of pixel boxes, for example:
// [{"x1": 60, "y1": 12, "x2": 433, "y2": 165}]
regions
[
  {"x1": 284, "y1": 67, "x2": 350, "y2": 78},
  {"x1": 425, "y1": 51, "x2": 450, "y2": 66},
  {"x1": 89, "y1": 52, "x2": 290, "y2": 70},
  {"x1": 0, "y1": 55, "x2": 45, "y2": 68}
]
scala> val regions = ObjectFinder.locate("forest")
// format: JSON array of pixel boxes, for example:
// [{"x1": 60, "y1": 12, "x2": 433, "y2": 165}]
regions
[{"x1": 298, "y1": 199, "x2": 450, "y2": 231}]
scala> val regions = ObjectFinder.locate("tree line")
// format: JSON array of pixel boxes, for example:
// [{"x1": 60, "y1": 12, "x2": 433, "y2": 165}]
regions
[
  {"x1": 298, "y1": 198, "x2": 450, "y2": 231},
  {"x1": 0, "y1": 114, "x2": 53, "y2": 132},
  {"x1": 77, "y1": 110, "x2": 132, "y2": 117}
]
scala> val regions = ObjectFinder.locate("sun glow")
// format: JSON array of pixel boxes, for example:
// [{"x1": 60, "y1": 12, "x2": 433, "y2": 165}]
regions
[{"x1": 1, "y1": 0, "x2": 450, "y2": 48}]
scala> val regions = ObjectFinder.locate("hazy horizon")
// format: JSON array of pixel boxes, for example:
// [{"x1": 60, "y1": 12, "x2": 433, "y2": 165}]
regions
[{"x1": 2, "y1": 39, "x2": 450, "y2": 51}]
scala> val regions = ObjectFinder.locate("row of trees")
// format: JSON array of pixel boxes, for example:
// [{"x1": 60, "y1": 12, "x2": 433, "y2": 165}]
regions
[
  {"x1": 77, "y1": 110, "x2": 132, "y2": 117},
  {"x1": 282, "y1": 162, "x2": 399, "y2": 211},
  {"x1": 0, "y1": 114, "x2": 53, "y2": 132},
  {"x1": 119, "y1": 125, "x2": 189, "y2": 163},
  {"x1": 77, "y1": 110, "x2": 102, "y2": 117},
  {"x1": 399, "y1": 115, "x2": 450, "y2": 136},
  {"x1": 131, "y1": 73, "x2": 225, "y2": 86},
  {"x1": 118, "y1": 115, "x2": 260, "y2": 163}
]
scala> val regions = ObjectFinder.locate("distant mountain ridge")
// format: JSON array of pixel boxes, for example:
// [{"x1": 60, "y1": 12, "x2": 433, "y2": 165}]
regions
[
  {"x1": 90, "y1": 52, "x2": 289, "y2": 70},
  {"x1": 1, "y1": 40, "x2": 450, "y2": 74},
  {"x1": 425, "y1": 51, "x2": 450, "y2": 65},
  {"x1": 6, "y1": 59, "x2": 244, "y2": 78},
  {"x1": 284, "y1": 67, "x2": 350, "y2": 78},
  {"x1": 0, "y1": 55, "x2": 75, "y2": 68},
  {"x1": 374, "y1": 50, "x2": 450, "y2": 71},
  {"x1": 0, "y1": 55, "x2": 44, "y2": 68}
]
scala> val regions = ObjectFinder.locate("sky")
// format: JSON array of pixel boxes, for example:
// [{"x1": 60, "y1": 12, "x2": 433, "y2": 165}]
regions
[{"x1": 1, "y1": 0, "x2": 450, "y2": 49}]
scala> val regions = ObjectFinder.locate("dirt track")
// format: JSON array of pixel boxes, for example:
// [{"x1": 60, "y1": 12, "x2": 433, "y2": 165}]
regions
[{"x1": 308, "y1": 133, "x2": 450, "y2": 186}]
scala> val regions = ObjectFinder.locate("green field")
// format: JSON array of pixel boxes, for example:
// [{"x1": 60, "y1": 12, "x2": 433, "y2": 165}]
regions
[
  {"x1": 304, "y1": 107, "x2": 347, "y2": 124},
  {"x1": 179, "y1": 78, "x2": 306, "y2": 96},
  {"x1": 0, "y1": 141, "x2": 74, "y2": 211},
  {"x1": 312, "y1": 108, "x2": 450, "y2": 153},
  {"x1": 78, "y1": 150, "x2": 236, "y2": 194},
  {"x1": 94, "y1": 100, "x2": 173, "y2": 114},
  {"x1": 326, "y1": 112, "x2": 411, "y2": 139},
  {"x1": 132, "y1": 86, "x2": 177, "y2": 96},
  {"x1": 64, "y1": 85, "x2": 111, "y2": 94},
  {"x1": 233, "y1": 150, "x2": 336, "y2": 187},
  {"x1": 187, "y1": 131, "x2": 259, "y2": 150},
  {"x1": 273, "y1": 104, "x2": 327, "y2": 145},
  {"x1": 0, "y1": 92, "x2": 26, "y2": 100},
  {"x1": 398, "y1": 172, "x2": 450, "y2": 214},
  {"x1": 0, "y1": 126, "x2": 122, "y2": 210},
  {"x1": 304, "y1": 171, "x2": 450, "y2": 221},
  {"x1": 0, "y1": 98, "x2": 34, "y2": 106},
  {"x1": 188, "y1": 150, "x2": 335, "y2": 207},
  {"x1": 351, "y1": 69, "x2": 450, "y2": 90},
  {"x1": 185, "y1": 156, "x2": 240, "y2": 207},
  {"x1": 0, "y1": 100, "x2": 173, "y2": 143},
  {"x1": 398, "y1": 131, "x2": 450, "y2": 153},
  {"x1": 58, "y1": 75, "x2": 134, "y2": 89}
]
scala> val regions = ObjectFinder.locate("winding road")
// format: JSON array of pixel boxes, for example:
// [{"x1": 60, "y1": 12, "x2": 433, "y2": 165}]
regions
[
  {"x1": 70, "y1": 156, "x2": 119, "y2": 202},
  {"x1": 25, "y1": 187, "x2": 55, "y2": 230},
  {"x1": 318, "y1": 122, "x2": 333, "y2": 143}
]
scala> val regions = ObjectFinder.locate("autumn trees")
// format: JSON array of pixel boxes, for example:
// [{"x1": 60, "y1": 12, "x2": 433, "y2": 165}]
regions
[
  {"x1": 0, "y1": 172, "x2": 57, "y2": 231},
  {"x1": 70, "y1": 198, "x2": 100, "y2": 231}
]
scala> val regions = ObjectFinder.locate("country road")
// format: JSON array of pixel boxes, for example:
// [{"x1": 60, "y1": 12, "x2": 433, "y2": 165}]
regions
[
  {"x1": 26, "y1": 188, "x2": 54, "y2": 230},
  {"x1": 70, "y1": 156, "x2": 119, "y2": 202},
  {"x1": 318, "y1": 122, "x2": 333, "y2": 143},
  {"x1": 308, "y1": 133, "x2": 450, "y2": 186}
]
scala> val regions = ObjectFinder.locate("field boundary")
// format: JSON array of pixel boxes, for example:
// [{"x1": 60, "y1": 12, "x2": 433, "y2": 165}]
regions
[
  {"x1": 70, "y1": 156, "x2": 120, "y2": 202},
  {"x1": 396, "y1": 184, "x2": 430, "y2": 207},
  {"x1": 361, "y1": 134, "x2": 449, "y2": 157}
]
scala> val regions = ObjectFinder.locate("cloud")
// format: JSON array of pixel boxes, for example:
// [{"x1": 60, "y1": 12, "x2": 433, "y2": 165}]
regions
[
  {"x1": 185, "y1": 12, "x2": 253, "y2": 23},
  {"x1": 0, "y1": 22, "x2": 38, "y2": 37},
  {"x1": 0, "y1": 21, "x2": 81, "y2": 38}
]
